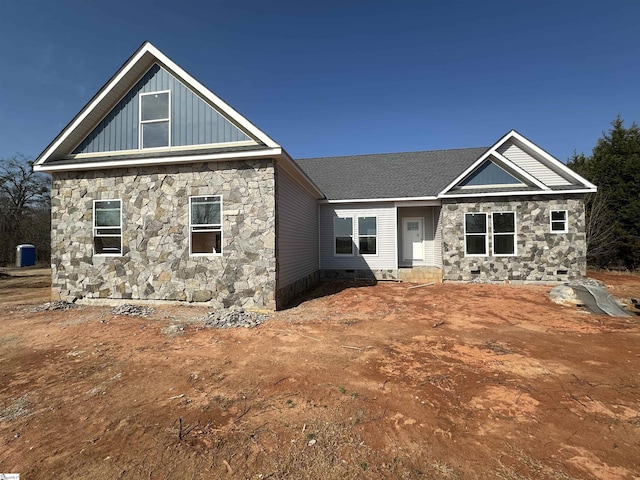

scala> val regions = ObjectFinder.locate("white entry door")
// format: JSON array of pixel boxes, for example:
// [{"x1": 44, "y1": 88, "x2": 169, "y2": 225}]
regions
[{"x1": 402, "y1": 217, "x2": 424, "y2": 261}]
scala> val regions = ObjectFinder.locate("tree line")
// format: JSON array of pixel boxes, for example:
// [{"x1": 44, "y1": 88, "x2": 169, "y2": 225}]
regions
[{"x1": 0, "y1": 156, "x2": 51, "y2": 266}]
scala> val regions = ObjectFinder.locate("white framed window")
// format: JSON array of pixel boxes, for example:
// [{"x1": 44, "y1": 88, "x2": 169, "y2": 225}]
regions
[
  {"x1": 189, "y1": 196, "x2": 222, "y2": 256},
  {"x1": 334, "y1": 217, "x2": 354, "y2": 255},
  {"x1": 358, "y1": 216, "x2": 377, "y2": 255},
  {"x1": 140, "y1": 90, "x2": 170, "y2": 149},
  {"x1": 492, "y1": 212, "x2": 517, "y2": 256},
  {"x1": 464, "y1": 213, "x2": 487, "y2": 256},
  {"x1": 550, "y1": 210, "x2": 568, "y2": 233},
  {"x1": 93, "y1": 199, "x2": 122, "y2": 255}
]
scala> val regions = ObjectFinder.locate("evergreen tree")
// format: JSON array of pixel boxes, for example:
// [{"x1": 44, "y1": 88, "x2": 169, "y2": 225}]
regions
[{"x1": 568, "y1": 117, "x2": 640, "y2": 269}]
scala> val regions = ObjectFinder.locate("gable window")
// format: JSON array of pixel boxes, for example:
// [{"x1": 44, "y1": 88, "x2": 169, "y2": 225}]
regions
[
  {"x1": 140, "y1": 91, "x2": 170, "y2": 148},
  {"x1": 492, "y1": 212, "x2": 516, "y2": 256},
  {"x1": 550, "y1": 210, "x2": 568, "y2": 233},
  {"x1": 190, "y1": 196, "x2": 222, "y2": 255},
  {"x1": 94, "y1": 200, "x2": 122, "y2": 255},
  {"x1": 465, "y1": 213, "x2": 487, "y2": 256},
  {"x1": 358, "y1": 217, "x2": 377, "y2": 255},
  {"x1": 334, "y1": 217, "x2": 353, "y2": 255}
]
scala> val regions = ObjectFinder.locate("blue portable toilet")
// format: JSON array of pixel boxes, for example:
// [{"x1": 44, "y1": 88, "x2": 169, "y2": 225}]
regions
[{"x1": 16, "y1": 244, "x2": 36, "y2": 267}]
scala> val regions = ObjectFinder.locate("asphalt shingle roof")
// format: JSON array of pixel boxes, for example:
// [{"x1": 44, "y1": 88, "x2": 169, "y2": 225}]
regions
[{"x1": 295, "y1": 147, "x2": 489, "y2": 200}]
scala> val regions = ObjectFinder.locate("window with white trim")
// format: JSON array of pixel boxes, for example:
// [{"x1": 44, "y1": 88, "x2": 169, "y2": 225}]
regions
[
  {"x1": 334, "y1": 217, "x2": 353, "y2": 255},
  {"x1": 492, "y1": 212, "x2": 516, "y2": 256},
  {"x1": 464, "y1": 213, "x2": 487, "y2": 256},
  {"x1": 190, "y1": 196, "x2": 222, "y2": 255},
  {"x1": 550, "y1": 210, "x2": 568, "y2": 233},
  {"x1": 94, "y1": 200, "x2": 122, "y2": 255},
  {"x1": 140, "y1": 91, "x2": 170, "y2": 148},
  {"x1": 358, "y1": 217, "x2": 377, "y2": 255}
]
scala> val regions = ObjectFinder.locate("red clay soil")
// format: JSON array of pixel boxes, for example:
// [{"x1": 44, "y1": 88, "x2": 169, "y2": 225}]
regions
[{"x1": 0, "y1": 268, "x2": 639, "y2": 479}]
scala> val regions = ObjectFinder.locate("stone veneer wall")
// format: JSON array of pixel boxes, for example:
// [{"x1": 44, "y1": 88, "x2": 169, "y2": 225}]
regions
[
  {"x1": 441, "y1": 195, "x2": 586, "y2": 282},
  {"x1": 51, "y1": 159, "x2": 277, "y2": 309}
]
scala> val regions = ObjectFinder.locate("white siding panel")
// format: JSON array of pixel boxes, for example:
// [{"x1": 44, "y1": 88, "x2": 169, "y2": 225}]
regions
[
  {"x1": 434, "y1": 206, "x2": 443, "y2": 268},
  {"x1": 276, "y1": 166, "x2": 319, "y2": 288},
  {"x1": 320, "y1": 203, "x2": 397, "y2": 270},
  {"x1": 497, "y1": 140, "x2": 571, "y2": 186}
]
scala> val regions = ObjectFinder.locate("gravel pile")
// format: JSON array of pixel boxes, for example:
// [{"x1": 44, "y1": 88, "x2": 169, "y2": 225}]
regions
[
  {"x1": 202, "y1": 308, "x2": 267, "y2": 329},
  {"x1": 111, "y1": 304, "x2": 155, "y2": 317},
  {"x1": 32, "y1": 301, "x2": 74, "y2": 312}
]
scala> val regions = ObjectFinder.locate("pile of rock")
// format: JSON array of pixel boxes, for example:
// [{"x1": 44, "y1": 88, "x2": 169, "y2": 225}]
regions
[
  {"x1": 202, "y1": 308, "x2": 267, "y2": 329},
  {"x1": 32, "y1": 301, "x2": 74, "y2": 312},
  {"x1": 111, "y1": 304, "x2": 155, "y2": 317}
]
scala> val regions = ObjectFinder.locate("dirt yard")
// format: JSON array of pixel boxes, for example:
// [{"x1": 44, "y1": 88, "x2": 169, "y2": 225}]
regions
[{"x1": 1, "y1": 268, "x2": 639, "y2": 479}]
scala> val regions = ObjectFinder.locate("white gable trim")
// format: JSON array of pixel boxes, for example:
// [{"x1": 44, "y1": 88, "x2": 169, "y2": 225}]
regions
[
  {"x1": 439, "y1": 130, "x2": 597, "y2": 196},
  {"x1": 441, "y1": 188, "x2": 596, "y2": 199},
  {"x1": 35, "y1": 42, "x2": 279, "y2": 168},
  {"x1": 508, "y1": 130, "x2": 597, "y2": 190}
]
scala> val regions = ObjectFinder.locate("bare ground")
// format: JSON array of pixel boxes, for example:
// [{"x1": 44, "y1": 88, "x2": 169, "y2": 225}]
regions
[{"x1": 0, "y1": 268, "x2": 639, "y2": 479}]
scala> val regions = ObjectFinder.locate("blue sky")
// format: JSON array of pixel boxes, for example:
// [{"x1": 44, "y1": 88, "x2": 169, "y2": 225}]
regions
[{"x1": 1, "y1": 0, "x2": 638, "y2": 162}]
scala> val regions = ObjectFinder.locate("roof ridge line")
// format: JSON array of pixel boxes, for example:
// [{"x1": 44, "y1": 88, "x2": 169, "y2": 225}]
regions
[{"x1": 296, "y1": 146, "x2": 489, "y2": 161}]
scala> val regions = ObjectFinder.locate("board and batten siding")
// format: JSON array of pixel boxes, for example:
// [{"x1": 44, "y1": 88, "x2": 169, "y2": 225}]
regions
[
  {"x1": 73, "y1": 64, "x2": 251, "y2": 154},
  {"x1": 497, "y1": 140, "x2": 571, "y2": 186},
  {"x1": 320, "y1": 203, "x2": 397, "y2": 270},
  {"x1": 276, "y1": 166, "x2": 320, "y2": 288}
]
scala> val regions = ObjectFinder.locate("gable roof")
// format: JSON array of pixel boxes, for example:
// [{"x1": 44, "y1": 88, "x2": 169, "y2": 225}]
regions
[
  {"x1": 296, "y1": 147, "x2": 488, "y2": 201},
  {"x1": 34, "y1": 41, "x2": 282, "y2": 172}
]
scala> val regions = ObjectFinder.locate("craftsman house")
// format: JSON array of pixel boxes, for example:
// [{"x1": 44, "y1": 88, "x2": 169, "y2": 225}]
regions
[{"x1": 34, "y1": 42, "x2": 596, "y2": 309}]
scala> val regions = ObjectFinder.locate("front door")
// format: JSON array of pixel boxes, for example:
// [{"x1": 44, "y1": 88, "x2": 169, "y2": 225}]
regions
[{"x1": 402, "y1": 217, "x2": 424, "y2": 261}]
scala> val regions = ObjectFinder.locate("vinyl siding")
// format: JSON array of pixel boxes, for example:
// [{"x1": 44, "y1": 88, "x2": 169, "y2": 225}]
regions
[
  {"x1": 434, "y1": 206, "x2": 443, "y2": 268},
  {"x1": 73, "y1": 64, "x2": 251, "y2": 154},
  {"x1": 320, "y1": 203, "x2": 397, "y2": 270},
  {"x1": 497, "y1": 140, "x2": 571, "y2": 186},
  {"x1": 276, "y1": 166, "x2": 320, "y2": 288},
  {"x1": 397, "y1": 207, "x2": 440, "y2": 266}
]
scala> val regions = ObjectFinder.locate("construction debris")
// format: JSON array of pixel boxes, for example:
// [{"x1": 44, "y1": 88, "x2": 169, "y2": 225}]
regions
[
  {"x1": 202, "y1": 308, "x2": 267, "y2": 329},
  {"x1": 111, "y1": 304, "x2": 155, "y2": 317}
]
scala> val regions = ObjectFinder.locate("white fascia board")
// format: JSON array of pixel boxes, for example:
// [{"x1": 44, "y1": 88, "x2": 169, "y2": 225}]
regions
[
  {"x1": 320, "y1": 195, "x2": 439, "y2": 204},
  {"x1": 440, "y1": 188, "x2": 596, "y2": 199},
  {"x1": 146, "y1": 44, "x2": 279, "y2": 149},
  {"x1": 439, "y1": 147, "x2": 495, "y2": 195},
  {"x1": 34, "y1": 147, "x2": 282, "y2": 173},
  {"x1": 490, "y1": 150, "x2": 550, "y2": 190},
  {"x1": 509, "y1": 130, "x2": 598, "y2": 190},
  {"x1": 34, "y1": 45, "x2": 152, "y2": 167}
]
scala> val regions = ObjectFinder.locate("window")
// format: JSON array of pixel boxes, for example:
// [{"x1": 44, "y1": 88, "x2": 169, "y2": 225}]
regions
[
  {"x1": 492, "y1": 212, "x2": 516, "y2": 256},
  {"x1": 550, "y1": 210, "x2": 568, "y2": 233},
  {"x1": 140, "y1": 91, "x2": 170, "y2": 148},
  {"x1": 94, "y1": 200, "x2": 122, "y2": 255},
  {"x1": 190, "y1": 196, "x2": 222, "y2": 255},
  {"x1": 358, "y1": 217, "x2": 377, "y2": 255},
  {"x1": 334, "y1": 217, "x2": 353, "y2": 255},
  {"x1": 465, "y1": 213, "x2": 487, "y2": 256}
]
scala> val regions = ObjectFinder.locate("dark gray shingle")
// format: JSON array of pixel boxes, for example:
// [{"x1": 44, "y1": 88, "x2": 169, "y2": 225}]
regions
[{"x1": 295, "y1": 147, "x2": 488, "y2": 200}]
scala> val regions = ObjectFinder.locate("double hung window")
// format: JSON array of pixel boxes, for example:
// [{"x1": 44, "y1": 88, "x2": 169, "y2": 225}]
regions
[
  {"x1": 94, "y1": 200, "x2": 122, "y2": 255},
  {"x1": 550, "y1": 210, "x2": 568, "y2": 233},
  {"x1": 334, "y1": 217, "x2": 353, "y2": 255},
  {"x1": 492, "y1": 212, "x2": 516, "y2": 256},
  {"x1": 190, "y1": 196, "x2": 222, "y2": 255},
  {"x1": 464, "y1": 213, "x2": 487, "y2": 256},
  {"x1": 140, "y1": 91, "x2": 170, "y2": 148},
  {"x1": 358, "y1": 217, "x2": 377, "y2": 255}
]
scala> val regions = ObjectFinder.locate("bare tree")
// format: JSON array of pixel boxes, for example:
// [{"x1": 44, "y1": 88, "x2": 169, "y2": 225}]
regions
[
  {"x1": 584, "y1": 191, "x2": 617, "y2": 266},
  {"x1": 0, "y1": 155, "x2": 51, "y2": 266}
]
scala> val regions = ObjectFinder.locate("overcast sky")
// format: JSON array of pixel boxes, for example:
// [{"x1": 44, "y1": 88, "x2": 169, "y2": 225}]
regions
[{"x1": 1, "y1": 0, "x2": 638, "y2": 162}]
